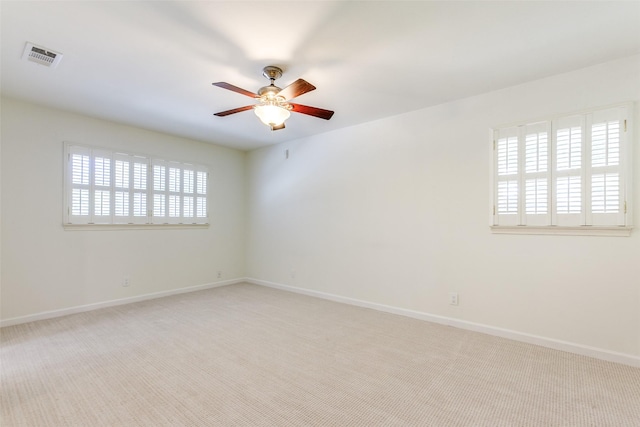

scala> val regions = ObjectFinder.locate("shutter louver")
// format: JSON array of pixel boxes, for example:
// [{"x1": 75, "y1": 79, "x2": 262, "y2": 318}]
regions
[
  {"x1": 556, "y1": 176, "x2": 581, "y2": 214},
  {"x1": 592, "y1": 121, "x2": 619, "y2": 168},
  {"x1": 556, "y1": 127, "x2": 582, "y2": 171},
  {"x1": 154, "y1": 194, "x2": 166, "y2": 217},
  {"x1": 169, "y1": 195, "x2": 181, "y2": 218},
  {"x1": 525, "y1": 179, "x2": 548, "y2": 214},
  {"x1": 497, "y1": 181, "x2": 518, "y2": 214},
  {"x1": 133, "y1": 193, "x2": 147, "y2": 218},
  {"x1": 592, "y1": 173, "x2": 619, "y2": 213},
  {"x1": 196, "y1": 197, "x2": 207, "y2": 219},
  {"x1": 72, "y1": 154, "x2": 90, "y2": 185},
  {"x1": 94, "y1": 190, "x2": 111, "y2": 217},
  {"x1": 168, "y1": 167, "x2": 180, "y2": 192},
  {"x1": 184, "y1": 170, "x2": 194, "y2": 193},
  {"x1": 115, "y1": 191, "x2": 129, "y2": 217},
  {"x1": 71, "y1": 189, "x2": 89, "y2": 216},
  {"x1": 94, "y1": 156, "x2": 111, "y2": 186},
  {"x1": 184, "y1": 197, "x2": 194, "y2": 218},
  {"x1": 154, "y1": 165, "x2": 165, "y2": 191},
  {"x1": 525, "y1": 132, "x2": 548, "y2": 174},
  {"x1": 134, "y1": 162, "x2": 147, "y2": 189},
  {"x1": 196, "y1": 171, "x2": 207, "y2": 194},
  {"x1": 497, "y1": 136, "x2": 518, "y2": 176}
]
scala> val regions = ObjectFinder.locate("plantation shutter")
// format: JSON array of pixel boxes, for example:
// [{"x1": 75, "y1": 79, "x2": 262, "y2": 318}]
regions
[
  {"x1": 552, "y1": 115, "x2": 584, "y2": 226},
  {"x1": 494, "y1": 127, "x2": 519, "y2": 226},
  {"x1": 113, "y1": 153, "x2": 132, "y2": 224},
  {"x1": 183, "y1": 168, "x2": 195, "y2": 221},
  {"x1": 64, "y1": 143, "x2": 209, "y2": 227},
  {"x1": 67, "y1": 145, "x2": 91, "y2": 224},
  {"x1": 195, "y1": 169, "x2": 208, "y2": 221},
  {"x1": 152, "y1": 163, "x2": 208, "y2": 225},
  {"x1": 167, "y1": 162, "x2": 182, "y2": 224},
  {"x1": 522, "y1": 121, "x2": 551, "y2": 226},
  {"x1": 587, "y1": 107, "x2": 626, "y2": 226},
  {"x1": 132, "y1": 156, "x2": 149, "y2": 224},
  {"x1": 492, "y1": 104, "x2": 632, "y2": 233},
  {"x1": 93, "y1": 150, "x2": 113, "y2": 224},
  {"x1": 152, "y1": 160, "x2": 168, "y2": 222}
]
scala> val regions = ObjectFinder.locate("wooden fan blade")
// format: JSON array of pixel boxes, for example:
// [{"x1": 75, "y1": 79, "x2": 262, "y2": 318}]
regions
[
  {"x1": 290, "y1": 103, "x2": 334, "y2": 120},
  {"x1": 277, "y1": 79, "x2": 316, "y2": 100},
  {"x1": 213, "y1": 105, "x2": 254, "y2": 117},
  {"x1": 212, "y1": 82, "x2": 258, "y2": 98},
  {"x1": 271, "y1": 123, "x2": 285, "y2": 131}
]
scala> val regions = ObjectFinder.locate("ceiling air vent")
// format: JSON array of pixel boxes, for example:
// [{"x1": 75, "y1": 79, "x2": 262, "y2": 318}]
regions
[{"x1": 22, "y1": 42, "x2": 63, "y2": 68}]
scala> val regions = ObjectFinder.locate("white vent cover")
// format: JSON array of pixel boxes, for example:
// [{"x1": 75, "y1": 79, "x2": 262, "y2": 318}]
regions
[{"x1": 22, "y1": 42, "x2": 63, "y2": 68}]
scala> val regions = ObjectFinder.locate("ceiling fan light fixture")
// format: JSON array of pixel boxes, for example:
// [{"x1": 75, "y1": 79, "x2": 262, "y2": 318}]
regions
[{"x1": 212, "y1": 65, "x2": 334, "y2": 131}]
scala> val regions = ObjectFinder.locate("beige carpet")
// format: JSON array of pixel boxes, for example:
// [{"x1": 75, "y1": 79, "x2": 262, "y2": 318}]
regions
[{"x1": 1, "y1": 283, "x2": 639, "y2": 426}]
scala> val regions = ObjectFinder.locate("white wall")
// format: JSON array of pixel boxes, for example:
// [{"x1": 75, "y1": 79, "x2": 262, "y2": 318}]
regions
[
  {"x1": 2, "y1": 55, "x2": 639, "y2": 362},
  {"x1": 1, "y1": 97, "x2": 246, "y2": 322},
  {"x1": 246, "y1": 55, "x2": 640, "y2": 359}
]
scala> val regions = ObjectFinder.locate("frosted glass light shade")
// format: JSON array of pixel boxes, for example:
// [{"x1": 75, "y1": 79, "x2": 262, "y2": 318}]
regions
[{"x1": 254, "y1": 105, "x2": 291, "y2": 127}]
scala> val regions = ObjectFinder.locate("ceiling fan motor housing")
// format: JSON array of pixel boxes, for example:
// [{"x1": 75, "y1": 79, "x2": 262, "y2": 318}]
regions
[{"x1": 258, "y1": 85, "x2": 282, "y2": 98}]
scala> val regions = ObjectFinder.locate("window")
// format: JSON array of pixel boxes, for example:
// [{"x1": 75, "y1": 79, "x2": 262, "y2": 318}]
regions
[
  {"x1": 64, "y1": 143, "x2": 208, "y2": 226},
  {"x1": 492, "y1": 104, "x2": 632, "y2": 235}
]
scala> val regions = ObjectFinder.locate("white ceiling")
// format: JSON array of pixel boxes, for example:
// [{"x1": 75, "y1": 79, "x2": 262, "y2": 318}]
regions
[{"x1": 2, "y1": 1, "x2": 639, "y2": 151}]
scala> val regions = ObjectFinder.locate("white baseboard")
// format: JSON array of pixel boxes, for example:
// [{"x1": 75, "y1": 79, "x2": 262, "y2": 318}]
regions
[
  {"x1": 247, "y1": 278, "x2": 640, "y2": 368},
  {"x1": 0, "y1": 278, "x2": 244, "y2": 328}
]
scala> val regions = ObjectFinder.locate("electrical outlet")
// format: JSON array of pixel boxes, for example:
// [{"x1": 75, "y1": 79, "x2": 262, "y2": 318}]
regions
[
  {"x1": 449, "y1": 292, "x2": 459, "y2": 306},
  {"x1": 122, "y1": 276, "x2": 130, "y2": 287},
  {"x1": 290, "y1": 270, "x2": 296, "y2": 279},
  {"x1": 217, "y1": 271, "x2": 222, "y2": 279}
]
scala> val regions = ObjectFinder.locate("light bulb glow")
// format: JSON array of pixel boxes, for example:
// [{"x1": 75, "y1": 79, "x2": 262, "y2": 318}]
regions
[{"x1": 254, "y1": 97, "x2": 291, "y2": 128}]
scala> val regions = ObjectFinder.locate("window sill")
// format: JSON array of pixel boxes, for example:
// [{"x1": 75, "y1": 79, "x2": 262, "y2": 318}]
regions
[
  {"x1": 63, "y1": 223, "x2": 209, "y2": 231},
  {"x1": 490, "y1": 225, "x2": 632, "y2": 237}
]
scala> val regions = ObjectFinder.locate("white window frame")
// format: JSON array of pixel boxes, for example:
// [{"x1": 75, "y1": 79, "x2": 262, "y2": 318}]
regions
[
  {"x1": 63, "y1": 142, "x2": 209, "y2": 229},
  {"x1": 491, "y1": 103, "x2": 633, "y2": 236}
]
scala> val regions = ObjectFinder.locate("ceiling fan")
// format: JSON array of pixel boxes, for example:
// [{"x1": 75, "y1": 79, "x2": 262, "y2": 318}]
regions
[{"x1": 212, "y1": 66, "x2": 334, "y2": 131}]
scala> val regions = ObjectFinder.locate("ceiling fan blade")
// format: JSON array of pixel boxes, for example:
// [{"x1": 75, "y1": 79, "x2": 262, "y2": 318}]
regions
[
  {"x1": 290, "y1": 103, "x2": 335, "y2": 120},
  {"x1": 271, "y1": 123, "x2": 285, "y2": 131},
  {"x1": 213, "y1": 105, "x2": 254, "y2": 117},
  {"x1": 277, "y1": 79, "x2": 316, "y2": 100},
  {"x1": 212, "y1": 82, "x2": 258, "y2": 98}
]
